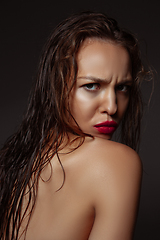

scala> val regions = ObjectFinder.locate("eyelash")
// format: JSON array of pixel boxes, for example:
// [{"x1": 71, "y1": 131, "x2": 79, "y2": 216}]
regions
[
  {"x1": 116, "y1": 84, "x2": 131, "y2": 92},
  {"x1": 83, "y1": 83, "x2": 131, "y2": 93},
  {"x1": 83, "y1": 83, "x2": 100, "y2": 91}
]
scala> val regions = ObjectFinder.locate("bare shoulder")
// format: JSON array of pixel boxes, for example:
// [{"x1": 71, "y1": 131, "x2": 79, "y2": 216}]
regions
[
  {"x1": 81, "y1": 138, "x2": 142, "y2": 239},
  {"x1": 74, "y1": 137, "x2": 142, "y2": 198},
  {"x1": 57, "y1": 137, "x2": 142, "y2": 240},
  {"x1": 82, "y1": 137, "x2": 142, "y2": 175}
]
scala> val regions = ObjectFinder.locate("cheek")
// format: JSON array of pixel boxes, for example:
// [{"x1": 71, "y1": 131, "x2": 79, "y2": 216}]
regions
[{"x1": 70, "y1": 92, "x2": 97, "y2": 121}]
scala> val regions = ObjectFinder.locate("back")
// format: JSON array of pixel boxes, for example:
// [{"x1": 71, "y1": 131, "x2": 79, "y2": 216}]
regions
[{"x1": 20, "y1": 137, "x2": 142, "y2": 240}]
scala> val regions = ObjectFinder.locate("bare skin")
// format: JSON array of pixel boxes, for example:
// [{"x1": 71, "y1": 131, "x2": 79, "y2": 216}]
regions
[
  {"x1": 70, "y1": 39, "x2": 133, "y2": 140},
  {"x1": 19, "y1": 40, "x2": 142, "y2": 239},
  {"x1": 21, "y1": 137, "x2": 142, "y2": 240}
]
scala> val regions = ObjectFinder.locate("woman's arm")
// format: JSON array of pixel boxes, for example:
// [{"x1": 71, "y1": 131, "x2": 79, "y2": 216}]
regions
[{"x1": 88, "y1": 140, "x2": 142, "y2": 240}]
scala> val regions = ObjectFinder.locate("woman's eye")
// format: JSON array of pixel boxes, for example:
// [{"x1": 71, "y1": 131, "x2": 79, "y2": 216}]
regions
[
  {"x1": 83, "y1": 83, "x2": 100, "y2": 91},
  {"x1": 116, "y1": 84, "x2": 130, "y2": 92}
]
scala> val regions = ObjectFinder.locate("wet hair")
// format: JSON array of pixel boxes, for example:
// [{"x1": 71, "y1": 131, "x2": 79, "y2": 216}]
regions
[{"x1": 0, "y1": 11, "x2": 148, "y2": 239}]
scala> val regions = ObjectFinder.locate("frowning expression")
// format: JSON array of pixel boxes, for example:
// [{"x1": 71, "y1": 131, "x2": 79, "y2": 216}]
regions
[{"x1": 70, "y1": 39, "x2": 132, "y2": 139}]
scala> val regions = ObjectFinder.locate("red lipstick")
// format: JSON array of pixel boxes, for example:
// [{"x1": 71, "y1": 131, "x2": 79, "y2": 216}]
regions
[{"x1": 94, "y1": 121, "x2": 118, "y2": 134}]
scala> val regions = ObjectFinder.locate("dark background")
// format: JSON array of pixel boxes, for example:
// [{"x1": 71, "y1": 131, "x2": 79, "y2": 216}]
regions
[{"x1": 0, "y1": 0, "x2": 160, "y2": 239}]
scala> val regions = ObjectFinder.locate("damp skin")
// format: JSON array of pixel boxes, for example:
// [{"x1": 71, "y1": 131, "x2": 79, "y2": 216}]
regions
[{"x1": 70, "y1": 39, "x2": 133, "y2": 139}]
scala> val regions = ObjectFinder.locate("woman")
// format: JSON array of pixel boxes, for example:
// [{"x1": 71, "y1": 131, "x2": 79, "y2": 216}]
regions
[{"x1": 0, "y1": 11, "x2": 148, "y2": 239}]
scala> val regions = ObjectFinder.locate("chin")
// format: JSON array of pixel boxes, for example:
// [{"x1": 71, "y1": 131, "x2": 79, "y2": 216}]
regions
[{"x1": 93, "y1": 134, "x2": 112, "y2": 140}]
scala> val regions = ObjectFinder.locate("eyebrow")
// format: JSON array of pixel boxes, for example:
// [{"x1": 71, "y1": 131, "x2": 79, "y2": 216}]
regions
[{"x1": 77, "y1": 76, "x2": 133, "y2": 84}]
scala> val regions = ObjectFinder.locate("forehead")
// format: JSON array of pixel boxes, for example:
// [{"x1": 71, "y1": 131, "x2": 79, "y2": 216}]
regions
[
  {"x1": 78, "y1": 38, "x2": 130, "y2": 63},
  {"x1": 77, "y1": 39, "x2": 132, "y2": 81}
]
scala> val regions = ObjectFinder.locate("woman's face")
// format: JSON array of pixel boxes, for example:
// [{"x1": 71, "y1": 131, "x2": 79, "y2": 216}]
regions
[{"x1": 70, "y1": 39, "x2": 132, "y2": 140}]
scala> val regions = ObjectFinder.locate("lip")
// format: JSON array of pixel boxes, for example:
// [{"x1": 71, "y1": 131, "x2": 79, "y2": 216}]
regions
[{"x1": 94, "y1": 121, "x2": 118, "y2": 134}]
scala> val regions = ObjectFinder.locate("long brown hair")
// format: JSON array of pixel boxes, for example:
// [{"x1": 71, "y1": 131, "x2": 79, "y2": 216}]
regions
[{"x1": 0, "y1": 11, "x2": 148, "y2": 239}]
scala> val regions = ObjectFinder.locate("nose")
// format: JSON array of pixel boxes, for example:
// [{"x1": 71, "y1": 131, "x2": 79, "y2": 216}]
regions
[{"x1": 99, "y1": 88, "x2": 117, "y2": 116}]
